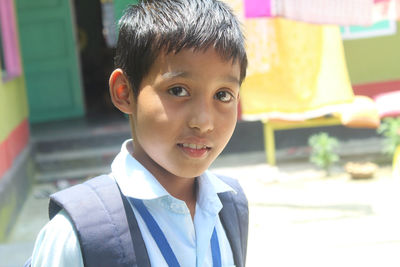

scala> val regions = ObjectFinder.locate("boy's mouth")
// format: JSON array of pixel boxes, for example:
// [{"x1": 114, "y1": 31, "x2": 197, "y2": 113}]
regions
[
  {"x1": 177, "y1": 143, "x2": 211, "y2": 158},
  {"x1": 179, "y1": 143, "x2": 210, "y2": 149}
]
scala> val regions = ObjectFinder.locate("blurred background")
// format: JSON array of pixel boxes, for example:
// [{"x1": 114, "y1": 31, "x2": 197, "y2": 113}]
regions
[{"x1": 0, "y1": 0, "x2": 400, "y2": 266}]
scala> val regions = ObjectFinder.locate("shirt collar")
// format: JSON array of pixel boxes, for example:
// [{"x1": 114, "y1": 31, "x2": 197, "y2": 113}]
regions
[
  {"x1": 111, "y1": 139, "x2": 236, "y2": 203},
  {"x1": 196, "y1": 171, "x2": 235, "y2": 214},
  {"x1": 111, "y1": 140, "x2": 169, "y2": 200}
]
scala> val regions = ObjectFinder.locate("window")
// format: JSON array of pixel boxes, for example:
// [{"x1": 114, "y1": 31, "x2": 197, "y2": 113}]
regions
[
  {"x1": 341, "y1": 20, "x2": 397, "y2": 40},
  {"x1": 0, "y1": 0, "x2": 22, "y2": 81}
]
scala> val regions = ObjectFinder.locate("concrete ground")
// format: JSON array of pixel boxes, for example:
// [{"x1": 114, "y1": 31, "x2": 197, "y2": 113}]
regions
[
  {"x1": 213, "y1": 161, "x2": 400, "y2": 267},
  {"x1": 2, "y1": 151, "x2": 400, "y2": 267}
]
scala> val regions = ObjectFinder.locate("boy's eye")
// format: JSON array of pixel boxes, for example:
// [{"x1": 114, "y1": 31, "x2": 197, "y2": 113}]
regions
[
  {"x1": 168, "y1": 86, "x2": 189, "y2": 97},
  {"x1": 215, "y1": 91, "x2": 234, "y2": 103}
]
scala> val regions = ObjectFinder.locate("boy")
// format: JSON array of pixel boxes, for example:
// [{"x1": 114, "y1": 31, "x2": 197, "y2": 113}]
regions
[{"x1": 28, "y1": 0, "x2": 248, "y2": 266}]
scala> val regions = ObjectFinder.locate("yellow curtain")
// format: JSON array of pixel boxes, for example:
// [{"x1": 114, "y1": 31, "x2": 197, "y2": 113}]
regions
[{"x1": 224, "y1": 0, "x2": 355, "y2": 121}]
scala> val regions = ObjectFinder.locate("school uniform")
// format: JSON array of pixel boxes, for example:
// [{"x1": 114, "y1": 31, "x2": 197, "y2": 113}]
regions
[{"x1": 30, "y1": 140, "x2": 248, "y2": 267}]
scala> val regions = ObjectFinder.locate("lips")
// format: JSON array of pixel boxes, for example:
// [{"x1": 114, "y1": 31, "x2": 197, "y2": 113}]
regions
[
  {"x1": 181, "y1": 143, "x2": 209, "y2": 149},
  {"x1": 177, "y1": 143, "x2": 211, "y2": 158}
]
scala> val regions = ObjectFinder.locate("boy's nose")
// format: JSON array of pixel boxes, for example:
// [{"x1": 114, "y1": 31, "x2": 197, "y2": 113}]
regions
[{"x1": 188, "y1": 100, "x2": 214, "y2": 133}]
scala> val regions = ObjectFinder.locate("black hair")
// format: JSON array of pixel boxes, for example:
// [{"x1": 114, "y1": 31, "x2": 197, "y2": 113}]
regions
[{"x1": 114, "y1": 0, "x2": 247, "y2": 96}]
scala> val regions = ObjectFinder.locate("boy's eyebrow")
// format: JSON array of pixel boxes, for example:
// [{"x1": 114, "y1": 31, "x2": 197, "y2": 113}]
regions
[
  {"x1": 223, "y1": 75, "x2": 241, "y2": 85},
  {"x1": 162, "y1": 71, "x2": 240, "y2": 85},
  {"x1": 162, "y1": 71, "x2": 191, "y2": 80}
]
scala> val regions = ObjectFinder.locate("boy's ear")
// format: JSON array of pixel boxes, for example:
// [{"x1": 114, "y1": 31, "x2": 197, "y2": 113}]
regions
[{"x1": 109, "y1": 69, "x2": 135, "y2": 114}]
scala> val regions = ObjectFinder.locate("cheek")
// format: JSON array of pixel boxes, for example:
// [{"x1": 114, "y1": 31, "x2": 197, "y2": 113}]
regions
[
  {"x1": 137, "y1": 90, "x2": 182, "y2": 125},
  {"x1": 135, "y1": 98, "x2": 181, "y2": 148},
  {"x1": 136, "y1": 109, "x2": 168, "y2": 140},
  {"x1": 137, "y1": 91, "x2": 167, "y2": 124},
  {"x1": 215, "y1": 106, "x2": 237, "y2": 143}
]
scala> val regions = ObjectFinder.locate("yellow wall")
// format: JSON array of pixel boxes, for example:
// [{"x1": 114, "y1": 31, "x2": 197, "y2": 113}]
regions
[
  {"x1": 0, "y1": 74, "x2": 28, "y2": 142},
  {"x1": 343, "y1": 22, "x2": 400, "y2": 84}
]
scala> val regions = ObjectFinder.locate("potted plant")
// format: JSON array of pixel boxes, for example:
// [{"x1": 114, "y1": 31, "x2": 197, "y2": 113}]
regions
[
  {"x1": 377, "y1": 117, "x2": 400, "y2": 157},
  {"x1": 308, "y1": 132, "x2": 339, "y2": 176}
]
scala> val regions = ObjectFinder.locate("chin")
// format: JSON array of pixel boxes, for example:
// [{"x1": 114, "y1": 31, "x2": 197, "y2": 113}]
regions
[
  {"x1": 160, "y1": 151, "x2": 221, "y2": 178},
  {"x1": 169, "y1": 163, "x2": 210, "y2": 179},
  {"x1": 176, "y1": 168, "x2": 207, "y2": 179}
]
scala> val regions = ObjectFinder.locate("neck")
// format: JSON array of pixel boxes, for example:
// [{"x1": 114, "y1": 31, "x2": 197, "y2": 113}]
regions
[
  {"x1": 129, "y1": 142, "x2": 198, "y2": 219},
  {"x1": 157, "y1": 173, "x2": 198, "y2": 220},
  {"x1": 129, "y1": 144, "x2": 198, "y2": 219}
]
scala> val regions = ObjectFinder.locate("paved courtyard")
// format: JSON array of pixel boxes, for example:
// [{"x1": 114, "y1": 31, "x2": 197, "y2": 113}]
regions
[{"x1": 213, "y1": 162, "x2": 400, "y2": 267}]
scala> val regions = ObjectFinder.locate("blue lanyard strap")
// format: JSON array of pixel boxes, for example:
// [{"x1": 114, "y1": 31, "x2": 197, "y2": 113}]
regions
[
  {"x1": 130, "y1": 198, "x2": 180, "y2": 267},
  {"x1": 211, "y1": 228, "x2": 221, "y2": 267},
  {"x1": 130, "y1": 198, "x2": 222, "y2": 267}
]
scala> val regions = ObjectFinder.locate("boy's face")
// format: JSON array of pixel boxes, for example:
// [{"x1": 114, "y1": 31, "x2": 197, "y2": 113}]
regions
[{"x1": 130, "y1": 48, "x2": 240, "y2": 179}]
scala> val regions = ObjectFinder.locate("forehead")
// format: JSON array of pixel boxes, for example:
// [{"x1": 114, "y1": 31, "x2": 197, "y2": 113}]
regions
[{"x1": 146, "y1": 48, "x2": 241, "y2": 84}]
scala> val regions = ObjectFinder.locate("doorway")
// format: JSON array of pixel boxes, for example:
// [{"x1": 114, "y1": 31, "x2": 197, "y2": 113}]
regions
[{"x1": 73, "y1": 0, "x2": 118, "y2": 117}]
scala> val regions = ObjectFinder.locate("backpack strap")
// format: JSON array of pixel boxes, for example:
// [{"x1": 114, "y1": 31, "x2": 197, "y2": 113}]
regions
[
  {"x1": 217, "y1": 175, "x2": 249, "y2": 267},
  {"x1": 49, "y1": 175, "x2": 151, "y2": 267},
  {"x1": 119, "y1": 184, "x2": 151, "y2": 267}
]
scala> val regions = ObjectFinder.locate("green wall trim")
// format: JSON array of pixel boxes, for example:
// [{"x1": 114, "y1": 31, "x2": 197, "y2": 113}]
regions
[
  {"x1": 343, "y1": 22, "x2": 400, "y2": 84},
  {"x1": 114, "y1": 0, "x2": 139, "y2": 23}
]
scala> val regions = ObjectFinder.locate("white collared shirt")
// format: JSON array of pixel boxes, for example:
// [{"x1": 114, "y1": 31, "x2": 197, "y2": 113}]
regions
[{"x1": 31, "y1": 140, "x2": 235, "y2": 267}]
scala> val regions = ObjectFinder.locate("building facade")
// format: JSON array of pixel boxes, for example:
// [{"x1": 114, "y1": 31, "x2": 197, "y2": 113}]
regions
[{"x1": 0, "y1": 0, "x2": 32, "y2": 241}]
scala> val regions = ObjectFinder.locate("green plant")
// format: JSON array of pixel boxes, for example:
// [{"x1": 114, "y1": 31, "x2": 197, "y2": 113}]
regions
[
  {"x1": 377, "y1": 117, "x2": 400, "y2": 156},
  {"x1": 308, "y1": 132, "x2": 340, "y2": 176}
]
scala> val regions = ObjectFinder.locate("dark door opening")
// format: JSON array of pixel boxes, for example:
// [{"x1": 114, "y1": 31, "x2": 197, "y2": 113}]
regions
[{"x1": 73, "y1": 0, "x2": 118, "y2": 118}]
